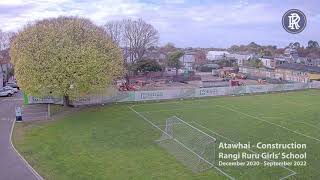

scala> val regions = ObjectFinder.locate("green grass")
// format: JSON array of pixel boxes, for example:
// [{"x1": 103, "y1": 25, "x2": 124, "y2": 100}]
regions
[{"x1": 14, "y1": 89, "x2": 320, "y2": 179}]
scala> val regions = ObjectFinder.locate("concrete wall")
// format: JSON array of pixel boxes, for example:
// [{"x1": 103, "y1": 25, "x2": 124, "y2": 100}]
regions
[{"x1": 239, "y1": 66, "x2": 309, "y2": 83}]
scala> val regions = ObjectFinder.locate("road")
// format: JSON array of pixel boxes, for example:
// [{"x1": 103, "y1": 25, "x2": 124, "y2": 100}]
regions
[{"x1": 0, "y1": 92, "x2": 41, "y2": 180}]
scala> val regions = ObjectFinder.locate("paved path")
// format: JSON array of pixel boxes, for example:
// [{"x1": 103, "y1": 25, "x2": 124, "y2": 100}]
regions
[{"x1": 0, "y1": 92, "x2": 42, "y2": 180}]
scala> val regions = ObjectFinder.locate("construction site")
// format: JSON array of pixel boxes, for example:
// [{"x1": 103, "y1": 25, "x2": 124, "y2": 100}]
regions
[{"x1": 116, "y1": 67, "x2": 288, "y2": 91}]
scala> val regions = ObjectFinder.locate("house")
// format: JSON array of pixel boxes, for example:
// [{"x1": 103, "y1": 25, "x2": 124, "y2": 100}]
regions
[
  {"x1": 180, "y1": 53, "x2": 196, "y2": 70},
  {"x1": 143, "y1": 50, "x2": 167, "y2": 65},
  {"x1": 239, "y1": 64, "x2": 319, "y2": 83},
  {"x1": 206, "y1": 51, "x2": 229, "y2": 61},
  {"x1": 301, "y1": 58, "x2": 320, "y2": 67},
  {"x1": 276, "y1": 64, "x2": 320, "y2": 82},
  {"x1": 284, "y1": 45, "x2": 299, "y2": 63},
  {"x1": 259, "y1": 57, "x2": 274, "y2": 68},
  {"x1": 239, "y1": 66, "x2": 276, "y2": 80},
  {"x1": 274, "y1": 57, "x2": 287, "y2": 66},
  {"x1": 226, "y1": 53, "x2": 255, "y2": 66}
]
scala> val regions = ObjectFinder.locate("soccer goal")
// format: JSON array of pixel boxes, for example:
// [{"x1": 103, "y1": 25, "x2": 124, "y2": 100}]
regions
[{"x1": 157, "y1": 116, "x2": 216, "y2": 173}]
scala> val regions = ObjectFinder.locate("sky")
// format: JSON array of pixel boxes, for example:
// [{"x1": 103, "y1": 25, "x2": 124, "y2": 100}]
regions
[{"x1": 0, "y1": 0, "x2": 319, "y2": 48}]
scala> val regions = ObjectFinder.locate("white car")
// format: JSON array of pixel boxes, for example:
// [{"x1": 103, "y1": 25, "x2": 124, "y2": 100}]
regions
[
  {"x1": 0, "y1": 89, "x2": 14, "y2": 97},
  {"x1": 5, "y1": 81, "x2": 20, "y2": 90},
  {"x1": 3, "y1": 86, "x2": 18, "y2": 93}
]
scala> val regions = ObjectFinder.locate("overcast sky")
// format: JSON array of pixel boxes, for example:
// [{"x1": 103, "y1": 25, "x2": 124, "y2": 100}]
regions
[{"x1": 0, "y1": 0, "x2": 319, "y2": 48}]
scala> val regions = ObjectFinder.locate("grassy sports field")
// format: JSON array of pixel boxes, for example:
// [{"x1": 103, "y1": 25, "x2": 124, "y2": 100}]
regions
[{"x1": 14, "y1": 89, "x2": 320, "y2": 179}]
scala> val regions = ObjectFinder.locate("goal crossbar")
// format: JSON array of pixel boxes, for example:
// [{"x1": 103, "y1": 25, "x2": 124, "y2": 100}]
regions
[{"x1": 173, "y1": 116, "x2": 216, "y2": 142}]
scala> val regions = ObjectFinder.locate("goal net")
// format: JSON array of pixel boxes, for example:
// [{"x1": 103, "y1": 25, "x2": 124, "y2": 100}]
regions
[{"x1": 157, "y1": 116, "x2": 216, "y2": 173}]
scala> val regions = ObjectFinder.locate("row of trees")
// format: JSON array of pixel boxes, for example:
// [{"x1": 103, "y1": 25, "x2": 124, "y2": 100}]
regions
[
  {"x1": 287, "y1": 41, "x2": 320, "y2": 58},
  {"x1": 0, "y1": 30, "x2": 16, "y2": 51},
  {"x1": 0, "y1": 30, "x2": 16, "y2": 83},
  {"x1": 229, "y1": 42, "x2": 276, "y2": 57},
  {"x1": 290, "y1": 41, "x2": 320, "y2": 49},
  {"x1": 229, "y1": 40, "x2": 320, "y2": 58}
]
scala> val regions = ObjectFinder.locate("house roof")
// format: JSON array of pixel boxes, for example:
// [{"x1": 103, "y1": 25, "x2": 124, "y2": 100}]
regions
[
  {"x1": 260, "y1": 56, "x2": 273, "y2": 60},
  {"x1": 207, "y1": 51, "x2": 229, "y2": 56},
  {"x1": 277, "y1": 63, "x2": 320, "y2": 73},
  {"x1": 207, "y1": 51, "x2": 229, "y2": 60},
  {"x1": 274, "y1": 57, "x2": 287, "y2": 61},
  {"x1": 227, "y1": 53, "x2": 252, "y2": 60}
]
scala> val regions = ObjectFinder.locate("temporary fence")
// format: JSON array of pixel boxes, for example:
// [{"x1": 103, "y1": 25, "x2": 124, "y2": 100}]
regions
[{"x1": 24, "y1": 81, "x2": 320, "y2": 106}]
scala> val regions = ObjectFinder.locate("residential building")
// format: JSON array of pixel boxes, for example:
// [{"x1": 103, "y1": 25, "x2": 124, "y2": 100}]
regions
[
  {"x1": 276, "y1": 64, "x2": 320, "y2": 82},
  {"x1": 143, "y1": 50, "x2": 167, "y2": 65},
  {"x1": 274, "y1": 57, "x2": 287, "y2": 66},
  {"x1": 226, "y1": 53, "x2": 255, "y2": 66},
  {"x1": 300, "y1": 58, "x2": 320, "y2": 67},
  {"x1": 259, "y1": 57, "x2": 274, "y2": 68},
  {"x1": 239, "y1": 64, "x2": 320, "y2": 83},
  {"x1": 206, "y1": 51, "x2": 229, "y2": 61},
  {"x1": 284, "y1": 45, "x2": 299, "y2": 63},
  {"x1": 239, "y1": 66, "x2": 277, "y2": 80},
  {"x1": 180, "y1": 53, "x2": 196, "y2": 70}
]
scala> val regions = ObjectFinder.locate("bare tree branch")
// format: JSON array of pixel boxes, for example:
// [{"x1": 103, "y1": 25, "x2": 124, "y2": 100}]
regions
[
  {"x1": 0, "y1": 30, "x2": 15, "y2": 51},
  {"x1": 104, "y1": 19, "x2": 159, "y2": 65}
]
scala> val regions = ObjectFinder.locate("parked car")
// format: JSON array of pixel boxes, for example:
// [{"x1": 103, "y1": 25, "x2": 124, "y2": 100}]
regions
[
  {"x1": 3, "y1": 86, "x2": 18, "y2": 93},
  {"x1": 5, "y1": 82, "x2": 20, "y2": 90},
  {"x1": 0, "y1": 89, "x2": 14, "y2": 97}
]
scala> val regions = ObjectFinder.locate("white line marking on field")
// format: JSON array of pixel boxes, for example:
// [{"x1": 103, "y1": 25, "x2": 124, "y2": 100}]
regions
[
  {"x1": 10, "y1": 120, "x2": 44, "y2": 180},
  {"x1": 156, "y1": 121, "x2": 195, "y2": 127},
  {"x1": 216, "y1": 105, "x2": 320, "y2": 143},
  {"x1": 22, "y1": 112, "x2": 48, "y2": 115},
  {"x1": 140, "y1": 106, "x2": 210, "y2": 113},
  {"x1": 133, "y1": 100, "x2": 181, "y2": 107},
  {"x1": 180, "y1": 120, "x2": 296, "y2": 180},
  {"x1": 128, "y1": 106, "x2": 235, "y2": 180},
  {"x1": 280, "y1": 94, "x2": 320, "y2": 108},
  {"x1": 261, "y1": 116, "x2": 320, "y2": 130}
]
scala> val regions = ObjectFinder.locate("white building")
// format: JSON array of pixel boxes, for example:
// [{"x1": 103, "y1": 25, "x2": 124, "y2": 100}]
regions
[
  {"x1": 259, "y1": 57, "x2": 273, "y2": 68},
  {"x1": 227, "y1": 53, "x2": 252, "y2": 66},
  {"x1": 179, "y1": 54, "x2": 195, "y2": 70},
  {"x1": 206, "y1": 51, "x2": 230, "y2": 61}
]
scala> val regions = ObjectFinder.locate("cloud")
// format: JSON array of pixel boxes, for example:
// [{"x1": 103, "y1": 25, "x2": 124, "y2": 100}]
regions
[{"x1": 0, "y1": 0, "x2": 319, "y2": 47}]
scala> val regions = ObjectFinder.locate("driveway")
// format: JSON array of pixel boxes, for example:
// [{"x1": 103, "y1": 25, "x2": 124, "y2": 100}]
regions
[{"x1": 0, "y1": 92, "x2": 43, "y2": 180}]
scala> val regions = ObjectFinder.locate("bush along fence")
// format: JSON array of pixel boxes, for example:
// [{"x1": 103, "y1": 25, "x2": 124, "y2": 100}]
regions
[{"x1": 24, "y1": 82, "x2": 320, "y2": 106}]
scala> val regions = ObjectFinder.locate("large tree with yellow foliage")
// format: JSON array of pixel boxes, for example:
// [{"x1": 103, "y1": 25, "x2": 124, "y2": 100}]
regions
[{"x1": 10, "y1": 17, "x2": 124, "y2": 105}]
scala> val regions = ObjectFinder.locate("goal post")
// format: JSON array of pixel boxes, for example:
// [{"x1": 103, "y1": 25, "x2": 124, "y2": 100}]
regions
[{"x1": 157, "y1": 116, "x2": 216, "y2": 173}]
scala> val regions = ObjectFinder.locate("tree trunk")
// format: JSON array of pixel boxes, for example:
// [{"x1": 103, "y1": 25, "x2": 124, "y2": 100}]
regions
[
  {"x1": 125, "y1": 73, "x2": 130, "y2": 88},
  {"x1": 63, "y1": 95, "x2": 70, "y2": 107}
]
